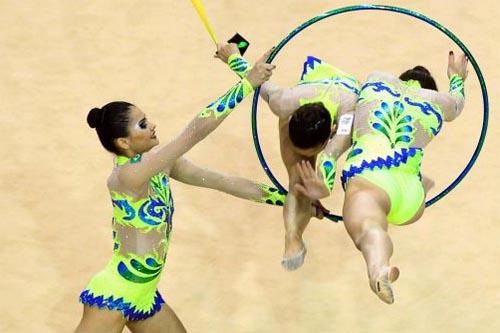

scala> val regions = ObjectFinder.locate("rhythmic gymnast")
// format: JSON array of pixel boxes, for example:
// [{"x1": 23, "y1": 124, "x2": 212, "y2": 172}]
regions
[
  {"x1": 74, "y1": 50, "x2": 280, "y2": 333},
  {"x1": 216, "y1": 43, "x2": 361, "y2": 270},
  {"x1": 296, "y1": 51, "x2": 468, "y2": 303}
]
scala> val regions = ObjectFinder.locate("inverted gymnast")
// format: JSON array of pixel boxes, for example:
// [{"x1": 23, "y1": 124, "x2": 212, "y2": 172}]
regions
[
  {"x1": 216, "y1": 43, "x2": 360, "y2": 270},
  {"x1": 296, "y1": 51, "x2": 468, "y2": 303},
  {"x1": 75, "y1": 50, "x2": 279, "y2": 333}
]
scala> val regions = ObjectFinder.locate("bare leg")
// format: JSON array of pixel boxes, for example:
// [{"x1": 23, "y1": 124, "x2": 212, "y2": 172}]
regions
[
  {"x1": 343, "y1": 178, "x2": 399, "y2": 304},
  {"x1": 400, "y1": 174, "x2": 433, "y2": 226},
  {"x1": 127, "y1": 303, "x2": 186, "y2": 333},
  {"x1": 74, "y1": 305, "x2": 126, "y2": 333},
  {"x1": 282, "y1": 190, "x2": 311, "y2": 270}
]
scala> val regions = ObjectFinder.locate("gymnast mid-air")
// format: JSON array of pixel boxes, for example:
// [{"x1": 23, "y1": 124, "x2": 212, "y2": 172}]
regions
[{"x1": 75, "y1": 2, "x2": 483, "y2": 332}]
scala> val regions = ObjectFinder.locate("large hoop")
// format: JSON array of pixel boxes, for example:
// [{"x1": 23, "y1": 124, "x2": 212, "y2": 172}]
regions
[{"x1": 251, "y1": 4, "x2": 489, "y2": 222}]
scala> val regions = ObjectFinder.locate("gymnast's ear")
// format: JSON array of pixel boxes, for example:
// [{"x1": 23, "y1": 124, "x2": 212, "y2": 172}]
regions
[{"x1": 114, "y1": 137, "x2": 130, "y2": 152}]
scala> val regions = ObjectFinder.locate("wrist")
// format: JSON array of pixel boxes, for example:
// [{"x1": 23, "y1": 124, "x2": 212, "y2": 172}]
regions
[
  {"x1": 228, "y1": 54, "x2": 251, "y2": 78},
  {"x1": 241, "y1": 77, "x2": 255, "y2": 92},
  {"x1": 449, "y1": 73, "x2": 464, "y2": 81},
  {"x1": 449, "y1": 74, "x2": 465, "y2": 97},
  {"x1": 228, "y1": 53, "x2": 243, "y2": 64},
  {"x1": 256, "y1": 184, "x2": 286, "y2": 206}
]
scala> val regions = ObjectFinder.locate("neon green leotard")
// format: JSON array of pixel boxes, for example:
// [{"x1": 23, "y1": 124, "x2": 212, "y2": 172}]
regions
[
  {"x1": 79, "y1": 154, "x2": 173, "y2": 320},
  {"x1": 79, "y1": 73, "x2": 286, "y2": 320},
  {"x1": 297, "y1": 56, "x2": 360, "y2": 194},
  {"x1": 342, "y1": 73, "x2": 465, "y2": 224},
  {"x1": 227, "y1": 54, "x2": 361, "y2": 194}
]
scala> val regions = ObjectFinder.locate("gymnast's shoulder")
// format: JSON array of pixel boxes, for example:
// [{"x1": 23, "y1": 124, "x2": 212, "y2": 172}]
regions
[{"x1": 365, "y1": 70, "x2": 399, "y2": 83}]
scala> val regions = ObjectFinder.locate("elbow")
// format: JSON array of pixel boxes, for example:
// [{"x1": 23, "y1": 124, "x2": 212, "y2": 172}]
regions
[
  {"x1": 444, "y1": 111, "x2": 461, "y2": 122},
  {"x1": 445, "y1": 103, "x2": 464, "y2": 122}
]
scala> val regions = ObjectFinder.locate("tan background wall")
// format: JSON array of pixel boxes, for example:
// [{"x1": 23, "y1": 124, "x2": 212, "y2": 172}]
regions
[{"x1": 0, "y1": 1, "x2": 498, "y2": 332}]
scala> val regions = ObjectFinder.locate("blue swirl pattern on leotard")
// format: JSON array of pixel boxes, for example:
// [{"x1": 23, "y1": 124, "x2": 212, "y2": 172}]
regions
[
  {"x1": 117, "y1": 258, "x2": 163, "y2": 283},
  {"x1": 112, "y1": 200, "x2": 136, "y2": 221},
  {"x1": 361, "y1": 81, "x2": 401, "y2": 98},
  {"x1": 111, "y1": 173, "x2": 174, "y2": 239},
  {"x1": 138, "y1": 197, "x2": 168, "y2": 226},
  {"x1": 404, "y1": 96, "x2": 443, "y2": 135}
]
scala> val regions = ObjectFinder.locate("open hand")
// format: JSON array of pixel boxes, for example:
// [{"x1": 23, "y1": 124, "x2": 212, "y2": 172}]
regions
[
  {"x1": 245, "y1": 48, "x2": 276, "y2": 88},
  {"x1": 294, "y1": 160, "x2": 330, "y2": 200},
  {"x1": 447, "y1": 51, "x2": 468, "y2": 80}
]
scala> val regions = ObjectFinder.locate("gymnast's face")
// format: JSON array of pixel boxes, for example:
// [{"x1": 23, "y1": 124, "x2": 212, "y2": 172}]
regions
[{"x1": 125, "y1": 106, "x2": 159, "y2": 154}]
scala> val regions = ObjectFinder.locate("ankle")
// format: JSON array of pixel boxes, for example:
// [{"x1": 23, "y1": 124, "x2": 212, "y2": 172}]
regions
[{"x1": 285, "y1": 232, "x2": 302, "y2": 242}]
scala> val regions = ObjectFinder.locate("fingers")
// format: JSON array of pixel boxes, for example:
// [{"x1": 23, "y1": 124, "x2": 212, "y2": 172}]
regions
[
  {"x1": 215, "y1": 42, "x2": 239, "y2": 60},
  {"x1": 315, "y1": 206, "x2": 324, "y2": 219},
  {"x1": 448, "y1": 50, "x2": 455, "y2": 67},
  {"x1": 306, "y1": 161, "x2": 314, "y2": 178},
  {"x1": 313, "y1": 200, "x2": 329, "y2": 213},
  {"x1": 297, "y1": 161, "x2": 315, "y2": 181},
  {"x1": 257, "y1": 63, "x2": 276, "y2": 76},
  {"x1": 296, "y1": 162, "x2": 307, "y2": 182},
  {"x1": 257, "y1": 46, "x2": 275, "y2": 63},
  {"x1": 311, "y1": 201, "x2": 328, "y2": 219},
  {"x1": 300, "y1": 160, "x2": 317, "y2": 181},
  {"x1": 256, "y1": 63, "x2": 276, "y2": 73},
  {"x1": 294, "y1": 183, "x2": 307, "y2": 196},
  {"x1": 263, "y1": 63, "x2": 276, "y2": 70},
  {"x1": 262, "y1": 68, "x2": 273, "y2": 81},
  {"x1": 246, "y1": 59, "x2": 276, "y2": 87},
  {"x1": 461, "y1": 53, "x2": 469, "y2": 69}
]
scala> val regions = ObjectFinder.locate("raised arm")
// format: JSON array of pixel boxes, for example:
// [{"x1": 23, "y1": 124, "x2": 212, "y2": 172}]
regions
[
  {"x1": 118, "y1": 50, "x2": 275, "y2": 189},
  {"x1": 423, "y1": 51, "x2": 467, "y2": 121},
  {"x1": 170, "y1": 157, "x2": 286, "y2": 206}
]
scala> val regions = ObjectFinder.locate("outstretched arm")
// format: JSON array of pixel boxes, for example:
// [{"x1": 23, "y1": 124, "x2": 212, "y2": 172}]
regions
[
  {"x1": 215, "y1": 43, "x2": 319, "y2": 119},
  {"x1": 170, "y1": 157, "x2": 286, "y2": 206},
  {"x1": 118, "y1": 49, "x2": 276, "y2": 189}
]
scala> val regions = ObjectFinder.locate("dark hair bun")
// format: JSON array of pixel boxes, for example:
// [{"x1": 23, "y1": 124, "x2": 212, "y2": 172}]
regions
[
  {"x1": 412, "y1": 66, "x2": 431, "y2": 76},
  {"x1": 87, "y1": 108, "x2": 102, "y2": 129}
]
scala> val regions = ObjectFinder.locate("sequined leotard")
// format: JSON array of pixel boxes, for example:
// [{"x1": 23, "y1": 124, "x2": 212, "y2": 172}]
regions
[
  {"x1": 341, "y1": 72, "x2": 465, "y2": 224},
  {"x1": 80, "y1": 73, "x2": 262, "y2": 320},
  {"x1": 80, "y1": 155, "x2": 174, "y2": 320}
]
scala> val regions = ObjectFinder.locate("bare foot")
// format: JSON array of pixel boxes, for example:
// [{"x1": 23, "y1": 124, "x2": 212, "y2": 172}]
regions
[
  {"x1": 369, "y1": 266, "x2": 400, "y2": 304},
  {"x1": 282, "y1": 234, "x2": 307, "y2": 271},
  {"x1": 281, "y1": 246, "x2": 307, "y2": 271}
]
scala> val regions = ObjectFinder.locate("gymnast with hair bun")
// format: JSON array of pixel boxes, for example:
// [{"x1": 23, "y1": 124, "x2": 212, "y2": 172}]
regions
[
  {"x1": 74, "y1": 49, "x2": 279, "y2": 333},
  {"x1": 296, "y1": 51, "x2": 468, "y2": 304}
]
